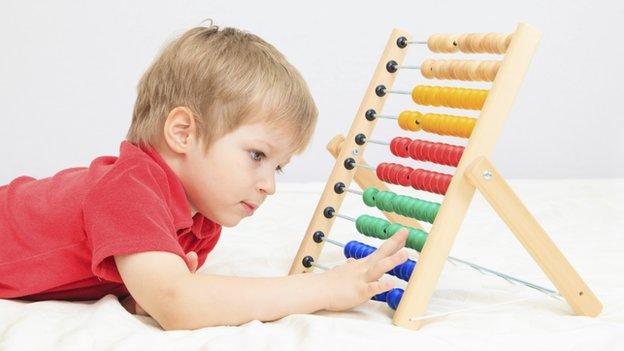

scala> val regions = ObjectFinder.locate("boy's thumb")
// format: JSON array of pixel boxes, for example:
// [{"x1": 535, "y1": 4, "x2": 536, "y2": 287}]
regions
[{"x1": 186, "y1": 251, "x2": 199, "y2": 273}]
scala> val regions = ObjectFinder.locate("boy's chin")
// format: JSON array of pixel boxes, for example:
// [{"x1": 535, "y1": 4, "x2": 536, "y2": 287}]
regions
[{"x1": 215, "y1": 214, "x2": 244, "y2": 228}]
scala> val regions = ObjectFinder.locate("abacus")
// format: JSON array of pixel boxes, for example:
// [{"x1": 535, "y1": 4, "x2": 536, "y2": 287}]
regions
[{"x1": 289, "y1": 23, "x2": 603, "y2": 330}]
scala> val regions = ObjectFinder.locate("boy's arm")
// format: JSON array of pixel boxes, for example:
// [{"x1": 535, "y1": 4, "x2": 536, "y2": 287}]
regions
[
  {"x1": 114, "y1": 251, "x2": 328, "y2": 330},
  {"x1": 115, "y1": 230, "x2": 408, "y2": 330}
]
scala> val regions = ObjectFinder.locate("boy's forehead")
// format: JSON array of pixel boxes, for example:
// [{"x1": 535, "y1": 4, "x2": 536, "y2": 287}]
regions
[
  {"x1": 251, "y1": 136, "x2": 295, "y2": 158},
  {"x1": 244, "y1": 122, "x2": 297, "y2": 156}
]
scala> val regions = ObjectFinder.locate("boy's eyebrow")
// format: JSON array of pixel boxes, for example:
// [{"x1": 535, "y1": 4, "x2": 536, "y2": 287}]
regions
[
  {"x1": 253, "y1": 139, "x2": 275, "y2": 152},
  {"x1": 253, "y1": 139, "x2": 292, "y2": 165}
]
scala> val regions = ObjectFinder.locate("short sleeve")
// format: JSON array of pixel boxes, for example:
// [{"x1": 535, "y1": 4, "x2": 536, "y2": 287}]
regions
[{"x1": 83, "y1": 160, "x2": 187, "y2": 283}]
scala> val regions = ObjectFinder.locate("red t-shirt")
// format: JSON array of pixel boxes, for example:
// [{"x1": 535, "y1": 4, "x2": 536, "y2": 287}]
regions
[{"x1": 0, "y1": 140, "x2": 221, "y2": 301}]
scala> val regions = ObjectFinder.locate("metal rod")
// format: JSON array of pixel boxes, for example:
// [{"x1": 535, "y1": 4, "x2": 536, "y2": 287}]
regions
[
  {"x1": 407, "y1": 40, "x2": 427, "y2": 45},
  {"x1": 321, "y1": 236, "x2": 346, "y2": 248},
  {"x1": 335, "y1": 213, "x2": 356, "y2": 222},
  {"x1": 346, "y1": 188, "x2": 363, "y2": 196},
  {"x1": 388, "y1": 90, "x2": 411, "y2": 95},
  {"x1": 398, "y1": 65, "x2": 421, "y2": 70},
  {"x1": 353, "y1": 163, "x2": 376, "y2": 171},
  {"x1": 446, "y1": 256, "x2": 562, "y2": 298},
  {"x1": 366, "y1": 138, "x2": 390, "y2": 146},
  {"x1": 375, "y1": 114, "x2": 399, "y2": 120},
  {"x1": 310, "y1": 261, "x2": 330, "y2": 271}
]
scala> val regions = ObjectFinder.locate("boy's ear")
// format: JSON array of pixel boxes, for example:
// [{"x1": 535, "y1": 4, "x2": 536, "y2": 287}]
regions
[{"x1": 163, "y1": 107, "x2": 197, "y2": 154}]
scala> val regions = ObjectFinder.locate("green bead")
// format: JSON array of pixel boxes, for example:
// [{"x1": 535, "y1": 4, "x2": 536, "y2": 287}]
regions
[
  {"x1": 385, "y1": 223, "x2": 404, "y2": 239},
  {"x1": 374, "y1": 218, "x2": 390, "y2": 238},
  {"x1": 362, "y1": 187, "x2": 379, "y2": 207},
  {"x1": 355, "y1": 215, "x2": 391, "y2": 241},
  {"x1": 397, "y1": 196, "x2": 412, "y2": 217},
  {"x1": 385, "y1": 223, "x2": 405, "y2": 235},
  {"x1": 406, "y1": 228, "x2": 428, "y2": 252},
  {"x1": 376, "y1": 191, "x2": 396, "y2": 212}
]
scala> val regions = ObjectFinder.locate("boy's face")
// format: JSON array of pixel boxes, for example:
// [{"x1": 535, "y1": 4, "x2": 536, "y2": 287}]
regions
[{"x1": 162, "y1": 109, "x2": 294, "y2": 227}]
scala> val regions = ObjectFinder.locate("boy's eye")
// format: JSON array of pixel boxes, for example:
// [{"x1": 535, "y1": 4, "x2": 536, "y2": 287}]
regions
[
  {"x1": 250, "y1": 150, "x2": 285, "y2": 174},
  {"x1": 250, "y1": 150, "x2": 265, "y2": 161}
]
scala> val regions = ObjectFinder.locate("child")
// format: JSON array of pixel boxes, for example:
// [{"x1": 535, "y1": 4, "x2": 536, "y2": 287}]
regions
[{"x1": 0, "y1": 23, "x2": 409, "y2": 330}]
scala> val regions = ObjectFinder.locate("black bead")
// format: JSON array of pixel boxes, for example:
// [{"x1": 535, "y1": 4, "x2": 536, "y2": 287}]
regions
[
  {"x1": 344, "y1": 158, "x2": 355, "y2": 170},
  {"x1": 365, "y1": 109, "x2": 376, "y2": 121},
  {"x1": 355, "y1": 133, "x2": 366, "y2": 145},
  {"x1": 302, "y1": 256, "x2": 314, "y2": 268},
  {"x1": 313, "y1": 231, "x2": 325, "y2": 243},
  {"x1": 396, "y1": 36, "x2": 408, "y2": 48},
  {"x1": 386, "y1": 60, "x2": 398, "y2": 73},
  {"x1": 334, "y1": 182, "x2": 346, "y2": 194},
  {"x1": 323, "y1": 206, "x2": 335, "y2": 218},
  {"x1": 375, "y1": 85, "x2": 386, "y2": 97}
]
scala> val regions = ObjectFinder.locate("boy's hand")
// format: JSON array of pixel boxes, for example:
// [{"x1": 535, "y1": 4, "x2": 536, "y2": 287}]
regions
[
  {"x1": 120, "y1": 251, "x2": 198, "y2": 316},
  {"x1": 322, "y1": 229, "x2": 409, "y2": 312}
]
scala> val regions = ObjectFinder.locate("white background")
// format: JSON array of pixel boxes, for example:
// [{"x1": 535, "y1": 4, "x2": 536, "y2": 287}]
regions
[{"x1": 1, "y1": 0, "x2": 622, "y2": 183}]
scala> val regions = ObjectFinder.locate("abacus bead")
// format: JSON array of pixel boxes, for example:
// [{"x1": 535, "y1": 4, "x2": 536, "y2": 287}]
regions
[
  {"x1": 482, "y1": 33, "x2": 495, "y2": 53},
  {"x1": 387, "y1": 288, "x2": 404, "y2": 310},
  {"x1": 390, "y1": 137, "x2": 401, "y2": 157},
  {"x1": 398, "y1": 166, "x2": 412, "y2": 186},
  {"x1": 398, "y1": 138, "x2": 410, "y2": 157},
  {"x1": 456, "y1": 33, "x2": 469, "y2": 52},
  {"x1": 363, "y1": 187, "x2": 379, "y2": 207},
  {"x1": 344, "y1": 241, "x2": 357, "y2": 258},
  {"x1": 376, "y1": 163, "x2": 386, "y2": 181},
  {"x1": 432, "y1": 60, "x2": 444, "y2": 79},
  {"x1": 468, "y1": 61, "x2": 481, "y2": 80},
  {"x1": 452, "y1": 60, "x2": 464, "y2": 80},
  {"x1": 384, "y1": 163, "x2": 396, "y2": 184},
  {"x1": 377, "y1": 191, "x2": 396, "y2": 212},
  {"x1": 421, "y1": 59, "x2": 435, "y2": 79},
  {"x1": 377, "y1": 218, "x2": 391, "y2": 239},
  {"x1": 399, "y1": 259, "x2": 416, "y2": 281},
  {"x1": 407, "y1": 228, "x2": 428, "y2": 251},
  {"x1": 372, "y1": 291, "x2": 388, "y2": 303},
  {"x1": 504, "y1": 34, "x2": 513, "y2": 52},
  {"x1": 408, "y1": 111, "x2": 421, "y2": 131},
  {"x1": 355, "y1": 215, "x2": 368, "y2": 234},
  {"x1": 392, "y1": 164, "x2": 406, "y2": 185},
  {"x1": 427, "y1": 34, "x2": 441, "y2": 52},
  {"x1": 385, "y1": 223, "x2": 405, "y2": 238},
  {"x1": 398, "y1": 111, "x2": 412, "y2": 131}
]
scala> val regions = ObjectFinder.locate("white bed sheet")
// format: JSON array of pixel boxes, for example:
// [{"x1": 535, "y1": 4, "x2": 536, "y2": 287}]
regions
[{"x1": 1, "y1": 179, "x2": 622, "y2": 350}]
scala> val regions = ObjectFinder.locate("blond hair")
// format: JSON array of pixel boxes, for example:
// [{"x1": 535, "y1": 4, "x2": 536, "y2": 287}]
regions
[{"x1": 127, "y1": 24, "x2": 317, "y2": 154}]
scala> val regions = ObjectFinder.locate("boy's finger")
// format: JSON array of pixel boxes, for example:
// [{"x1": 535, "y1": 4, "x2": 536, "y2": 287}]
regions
[
  {"x1": 186, "y1": 251, "x2": 198, "y2": 273},
  {"x1": 366, "y1": 279, "x2": 394, "y2": 298},
  {"x1": 366, "y1": 229, "x2": 408, "y2": 263},
  {"x1": 366, "y1": 249, "x2": 409, "y2": 281},
  {"x1": 135, "y1": 301, "x2": 149, "y2": 316}
]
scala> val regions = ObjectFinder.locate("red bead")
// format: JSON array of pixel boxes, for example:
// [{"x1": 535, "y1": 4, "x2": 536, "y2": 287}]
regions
[
  {"x1": 397, "y1": 138, "x2": 410, "y2": 157},
  {"x1": 376, "y1": 163, "x2": 386, "y2": 181},
  {"x1": 390, "y1": 138, "x2": 401, "y2": 157},
  {"x1": 407, "y1": 139, "x2": 464, "y2": 167},
  {"x1": 398, "y1": 166, "x2": 412, "y2": 186},
  {"x1": 409, "y1": 168, "x2": 452, "y2": 195}
]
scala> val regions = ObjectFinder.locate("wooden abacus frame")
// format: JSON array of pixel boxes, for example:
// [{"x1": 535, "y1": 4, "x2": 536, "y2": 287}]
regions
[{"x1": 288, "y1": 23, "x2": 602, "y2": 330}]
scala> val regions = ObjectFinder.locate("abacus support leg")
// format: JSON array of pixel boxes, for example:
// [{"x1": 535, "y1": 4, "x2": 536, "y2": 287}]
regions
[{"x1": 464, "y1": 156, "x2": 603, "y2": 317}]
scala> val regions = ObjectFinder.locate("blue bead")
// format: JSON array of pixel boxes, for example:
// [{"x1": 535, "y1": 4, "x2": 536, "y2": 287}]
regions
[
  {"x1": 372, "y1": 291, "x2": 388, "y2": 302},
  {"x1": 387, "y1": 288, "x2": 404, "y2": 310}
]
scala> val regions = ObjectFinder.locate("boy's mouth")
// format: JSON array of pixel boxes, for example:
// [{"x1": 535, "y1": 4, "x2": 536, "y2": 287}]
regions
[{"x1": 241, "y1": 201, "x2": 257, "y2": 215}]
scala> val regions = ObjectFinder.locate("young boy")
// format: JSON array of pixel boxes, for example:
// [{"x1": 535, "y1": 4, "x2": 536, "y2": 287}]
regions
[{"x1": 0, "y1": 24, "x2": 409, "y2": 330}]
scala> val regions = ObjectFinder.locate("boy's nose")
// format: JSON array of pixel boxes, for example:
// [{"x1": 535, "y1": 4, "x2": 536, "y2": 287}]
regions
[{"x1": 257, "y1": 172, "x2": 276, "y2": 195}]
